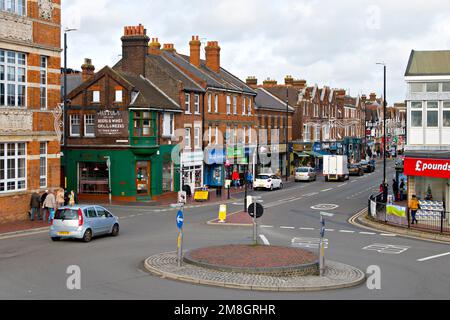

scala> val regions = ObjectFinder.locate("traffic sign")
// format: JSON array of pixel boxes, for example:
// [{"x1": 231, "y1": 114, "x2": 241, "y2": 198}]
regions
[
  {"x1": 248, "y1": 203, "x2": 264, "y2": 219},
  {"x1": 176, "y1": 210, "x2": 184, "y2": 230}
]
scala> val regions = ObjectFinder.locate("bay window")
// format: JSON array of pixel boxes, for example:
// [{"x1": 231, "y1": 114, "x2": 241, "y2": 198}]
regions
[
  {"x1": 426, "y1": 101, "x2": 438, "y2": 127},
  {"x1": 133, "y1": 111, "x2": 155, "y2": 137},
  {"x1": 411, "y1": 101, "x2": 423, "y2": 127}
]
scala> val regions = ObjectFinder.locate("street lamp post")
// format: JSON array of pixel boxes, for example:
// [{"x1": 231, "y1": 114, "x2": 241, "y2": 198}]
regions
[
  {"x1": 376, "y1": 62, "x2": 387, "y2": 188},
  {"x1": 285, "y1": 88, "x2": 289, "y2": 182},
  {"x1": 63, "y1": 28, "x2": 77, "y2": 189}
]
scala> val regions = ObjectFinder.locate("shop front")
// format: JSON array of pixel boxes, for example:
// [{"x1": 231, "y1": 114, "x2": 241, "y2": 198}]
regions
[
  {"x1": 180, "y1": 150, "x2": 204, "y2": 195},
  {"x1": 204, "y1": 146, "x2": 226, "y2": 188},
  {"x1": 226, "y1": 145, "x2": 250, "y2": 183}
]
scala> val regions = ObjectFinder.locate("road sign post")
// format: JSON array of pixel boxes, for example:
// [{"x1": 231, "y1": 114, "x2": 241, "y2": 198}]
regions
[
  {"x1": 248, "y1": 198, "x2": 264, "y2": 245},
  {"x1": 319, "y1": 211, "x2": 334, "y2": 277},
  {"x1": 172, "y1": 204, "x2": 185, "y2": 268}
]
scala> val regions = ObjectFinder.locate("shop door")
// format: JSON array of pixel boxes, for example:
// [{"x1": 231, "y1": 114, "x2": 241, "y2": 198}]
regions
[{"x1": 136, "y1": 161, "x2": 151, "y2": 197}]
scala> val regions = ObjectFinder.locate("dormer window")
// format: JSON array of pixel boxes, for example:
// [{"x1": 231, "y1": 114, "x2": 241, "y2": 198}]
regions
[{"x1": 92, "y1": 90, "x2": 100, "y2": 103}]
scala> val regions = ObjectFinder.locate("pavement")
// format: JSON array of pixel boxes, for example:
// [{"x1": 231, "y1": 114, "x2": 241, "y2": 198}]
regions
[{"x1": 2, "y1": 158, "x2": 450, "y2": 299}]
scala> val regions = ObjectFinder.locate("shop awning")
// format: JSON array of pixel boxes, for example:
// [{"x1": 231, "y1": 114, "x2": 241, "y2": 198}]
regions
[{"x1": 305, "y1": 150, "x2": 331, "y2": 158}]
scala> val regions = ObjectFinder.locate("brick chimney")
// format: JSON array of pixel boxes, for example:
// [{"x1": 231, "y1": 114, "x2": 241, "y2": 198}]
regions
[
  {"x1": 292, "y1": 79, "x2": 306, "y2": 89},
  {"x1": 246, "y1": 76, "x2": 258, "y2": 87},
  {"x1": 361, "y1": 94, "x2": 367, "y2": 103},
  {"x1": 285, "y1": 75, "x2": 294, "y2": 86},
  {"x1": 121, "y1": 24, "x2": 150, "y2": 76},
  {"x1": 148, "y1": 38, "x2": 161, "y2": 55},
  {"x1": 205, "y1": 41, "x2": 221, "y2": 73},
  {"x1": 263, "y1": 78, "x2": 278, "y2": 86},
  {"x1": 369, "y1": 92, "x2": 377, "y2": 101},
  {"x1": 162, "y1": 43, "x2": 176, "y2": 53},
  {"x1": 81, "y1": 58, "x2": 95, "y2": 82},
  {"x1": 189, "y1": 35, "x2": 201, "y2": 67}
]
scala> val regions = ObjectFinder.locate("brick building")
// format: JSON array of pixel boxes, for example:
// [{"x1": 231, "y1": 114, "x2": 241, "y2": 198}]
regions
[{"x1": 0, "y1": 0, "x2": 61, "y2": 222}]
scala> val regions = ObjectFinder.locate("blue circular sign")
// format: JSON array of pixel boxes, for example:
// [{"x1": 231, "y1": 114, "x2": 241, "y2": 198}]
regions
[{"x1": 176, "y1": 210, "x2": 184, "y2": 230}]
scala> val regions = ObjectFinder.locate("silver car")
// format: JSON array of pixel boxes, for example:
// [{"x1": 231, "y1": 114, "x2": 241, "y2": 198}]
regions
[
  {"x1": 295, "y1": 167, "x2": 317, "y2": 182},
  {"x1": 50, "y1": 205, "x2": 120, "y2": 242}
]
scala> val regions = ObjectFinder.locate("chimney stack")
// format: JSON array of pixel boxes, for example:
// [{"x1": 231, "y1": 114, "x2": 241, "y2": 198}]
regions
[
  {"x1": 369, "y1": 93, "x2": 377, "y2": 101},
  {"x1": 285, "y1": 75, "x2": 294, "y2": 86},
  {"x1": 361, "y1": 94, "x2": 367, "y2": 102},
  {"x1": 263, "y1": 78, "x2": 278, "y2": 86},
  {"x1": 189, "y1": 35, "x2": 201, "y2": 67},
  {"x1": 148, "y1": 37, "x2": 161, "y2": 55},
  {"x1": 292, "y1": 79, "x2": 306, "y2": 89},
  {"x1": 162, "y1": 43, "x2": 176, "y2": 53},
  {"x1": 81, "y1": 58, "x2": 95, "y2": 82},
  {"x1": 246, "y1": 76, "x2": 258, "y2": 87},
  {"x1": 121, "y1": 24, "x2": 150, "y2": 76},
  {"x1": 205, "y1": 41, "x2": 221, "y2": 73}
]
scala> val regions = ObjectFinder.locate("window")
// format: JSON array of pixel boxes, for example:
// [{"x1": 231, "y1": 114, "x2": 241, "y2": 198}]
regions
[
  {"x1": 84, "y1": 114, "x2": 95, "y2": 137},
  {"x1": 1, "y1": 0, "x2": 25, "y2": 15},
  {"x1": 426, "y1": 101, "x2": 438, "y2": 127},
  {"x1": 194, "y1": 126, "x2": 201, "y2": 149},
  {"x1": 233, "y1": 96, "x2": 237, "y2": 114},
  {"x1": 207, "y1": 94, "x2": 212, "y2": 113},
  {"x1": 315, "y1": 126, "x2": 320, "y2": 141},
  {"x1": 238, "y1": 126, "x2": 245, "y2": 144},
  {"x1": 115, "y1": 90, "x2": 123, "y2": 102},
  {"x1": 40, "y1": 56, "x2": 47, "y2": 109},
  {"x1": 426, "y1": 83, "x2": 439, "y2": 93},
  {"x1": 70, "y1": 115, "x2": 80, "y2": 136},
  {"x1": 184, "y1": 128, "x2": 191, "y2": 149},
  {"x1": 0, "y1": 50, "x2": 26, "y2": 107},
  {"x1": 162, "y1": 161, "x2": 173, "y2": 192},
  {"x1": 443, "y1": 83, "x2": 450, "y2": 92},
  {"x1": 133, "y1": 111, "x2": 155, "y2": 137},
  {"x1": 163, "y1": 113, "x2": 174, "y2": 137},
  {"x1": 215, "y1": 94, "x2": 218, "y2": 113},
  {"x1": 185, "y1": 93, "x2": 191, "y2": 113},
  {"x1": 314, "y1": 104, "x2": 319, "y2": 117},
  {"x1": 443, "y1": 102, "x2": 450, "y2": 127},
  {"x1": 242, "y1": 97, "x2": 246, "y2": 115},
  {"x1": 92, "y1": 90, "x2": 100, "y2": 103},
  {"x1": 208, "y1": 126, "x2": 212, "y2": 145},
  {"x1": 194, "y1": 94, "x2": 200, "y2": 114},
  {"x1": 410, "y1": 101, "x2": 423, "y2": 128},
  {"x1": 226, "y1": 95, "x2": 231, "y2": 114},
  {"x1": 215, "y1": 126, "x2": 219, "y2": 145},
  {"x1": 39, "y1": 142, "x2": 47, "y2": 188},
  {"x1": 410, "y1": 83, "x2": 424, "y2": 93},
  {"x1": 248, "y1": 97, "x2": 252, "y2": 115},
  {"x1": 0, "y1": 142, "x2": 26, "y2": 192}
]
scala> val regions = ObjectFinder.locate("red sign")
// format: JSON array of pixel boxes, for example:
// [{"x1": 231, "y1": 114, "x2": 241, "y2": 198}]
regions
[{"x1": 404, "y1": 157, "x2": 450, "y2": 179}]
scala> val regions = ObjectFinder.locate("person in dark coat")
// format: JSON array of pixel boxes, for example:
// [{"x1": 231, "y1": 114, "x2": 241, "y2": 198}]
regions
[
  {"x1": 40, "y1": 190, "x2": 49, "y2": 221},
  {"x1": 392, "y1": 179, "x2": 399, "y2": 201},
  {"x1": 30, "y1": 192, "x2": 41, "y2": 221}
]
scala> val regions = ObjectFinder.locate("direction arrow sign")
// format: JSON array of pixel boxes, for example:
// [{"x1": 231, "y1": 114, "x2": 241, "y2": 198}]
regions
[
  {"x1": 176, "y1": 210, "x2": 184, "y2": 230},
  {"x1": 320, "y1": 211, "x2": 335, "y2": 217}
]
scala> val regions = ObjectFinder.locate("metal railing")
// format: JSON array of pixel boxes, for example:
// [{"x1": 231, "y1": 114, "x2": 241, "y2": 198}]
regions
[{"x1": 368, "y1": 194, "x2": 450, "y2": 235}]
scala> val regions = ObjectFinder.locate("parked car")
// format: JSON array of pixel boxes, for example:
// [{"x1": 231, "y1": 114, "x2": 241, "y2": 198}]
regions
[
  {"x1": 295, "y1": 167, "x2": 317, "y2": 182},
  {"x1": 348, "y1": 163, "x2": 364, "y2": 176},
  {"x1": 360, "y1": 160, "x2": 375, "y2": 173},
  {"x1": 253, "y1": 174, "x2": 283, "y2": 191},
  {"x1": 50, "y1": 205, "x2": 120, "y2": 242}
]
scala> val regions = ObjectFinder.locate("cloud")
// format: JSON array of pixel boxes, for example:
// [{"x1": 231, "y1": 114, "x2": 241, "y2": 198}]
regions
[{"x1": 62, "y1": 0, "x2": 450, "y2": 104}]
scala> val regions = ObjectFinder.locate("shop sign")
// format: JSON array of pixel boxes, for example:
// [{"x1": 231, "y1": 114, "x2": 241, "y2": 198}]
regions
[
  {"x1": 96, "y1": 110, "x2": 128, "y2": 136},
  {"x1": 227, "y1": 146, "x2": 244, "y2": 158},
  {"x1": 194, "y1": 190, "x2": 209, "y2": 202},
  {"x1": 181, "y1": 151, "x2": 204, "y2": 165},
  {"x1": 313, "y1": 142, "x2": 322, "y2": 152},
  {"x1": 404, "y1": 157, "x2": 450, "y2": 179},
  {"x1": 205, "y1": 147, "x2": 225, "y2": 165}
]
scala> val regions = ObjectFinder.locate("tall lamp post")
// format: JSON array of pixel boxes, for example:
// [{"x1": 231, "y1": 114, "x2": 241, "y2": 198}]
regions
[
  {"x1": 376, "y1": 62, "x2": 387, "y2": 186},
  {"x1": 285, "y1": 88, "x2": 289, "y2": 182},
  {"x1": 63, "y1": 28, "x2": 77, "y2": 189}
]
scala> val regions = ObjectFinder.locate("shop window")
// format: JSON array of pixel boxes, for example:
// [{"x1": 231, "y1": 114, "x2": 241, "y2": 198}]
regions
[
  {"x1": 133, "y1": 111, "x2": 155, "y2": 137},
  {"x1": 410, "y1": 101, "x2": 423, "y2": 128},
  {"x1": 443, "y1": 102, "x2": 450, "y2": 127},
  {"x1": 426, "y1": 101, "x2": 438, "y2": 128},
  {"x1": 162, "y1": 161, "x2": 173, "y2": 192},
  {"x1": 79, "y1": 162, "x2": 109, "y2": 194}
]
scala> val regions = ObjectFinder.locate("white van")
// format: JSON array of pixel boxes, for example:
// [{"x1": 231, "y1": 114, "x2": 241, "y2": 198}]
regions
[{"x1": 323, "y1": 155, "x2": 349, "y2": 182}]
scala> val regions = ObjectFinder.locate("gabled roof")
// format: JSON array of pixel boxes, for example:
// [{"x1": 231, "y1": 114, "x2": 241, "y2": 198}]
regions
[
  {"x1": 255, "y1": 88, "x2": 295, "y2": 112},
  {"x1": 405, "y1": 50, "x2": 450, "y2": 76}
]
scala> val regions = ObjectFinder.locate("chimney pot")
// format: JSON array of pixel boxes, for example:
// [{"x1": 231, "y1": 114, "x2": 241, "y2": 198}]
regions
[{"x1": 205, "y1": 40, "x2": 221, "y2": 73}]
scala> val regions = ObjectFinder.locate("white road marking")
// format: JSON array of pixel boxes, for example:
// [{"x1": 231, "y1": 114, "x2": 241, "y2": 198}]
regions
[
  {"x1": 299, "y1": 227, "x2": 315, "y2": 230},
  {"x1": 303, "y1": 192, "x2": 319, "y2": 197},
  {"x1": 325, "y1": 229, "x2": 335, "y2": 232},
  {"x1": 359, "y1": 231, "x2": 376, "y2": 235},
  {"x1": 259, "y1": 234, "x2": 270, "y2": 245},
  {"x1": 261, "y1": 225, "x2": 274, "y2": 228},
  {"x1": 339, "y1": 230, "x2": 355, "y2": 233},
  {"x1": 321, "y1": 188, "x2": 333, "y2": 192},
  {"x1": 363, "y1": 243, "x2": 410, "y2": 254},
  {"x1": 129, "y1": 215, "x2": 136, "y2": 218},
  {"x1": 417, "y1": 252, "x2": 450, "y2": 262},
  {"x1": 380, "y1": 233, "x2": 397, "y2": 237},
  {"x1": 280, "y1": 226, "x2": 295, "y2": 230},
  {"x1": 292, "y1": 237, "x2": 328, "y2": 249},
  {"x1": 337, "y1": 183, "x2": 347, "y2": 187}
]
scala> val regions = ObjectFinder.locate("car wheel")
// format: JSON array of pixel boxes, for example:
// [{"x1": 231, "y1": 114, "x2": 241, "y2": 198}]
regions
[
  {"x1": 111, "y1": 224, "x2": 119, "y2": 237},
  {"x1": 82, "y1": 229, "x2": 93, "y2": 243},
  {"x1": 325, "y1": 176, "x2": 329, "y2": 182},
  {"x1": 279, "y1": 183, "x2": 283, "y2": 190},
  {"x1": 51, "y1": 237, "x2": 61, "y2": 242}
]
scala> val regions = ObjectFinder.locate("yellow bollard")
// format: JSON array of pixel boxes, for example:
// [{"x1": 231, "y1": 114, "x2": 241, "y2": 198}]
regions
[{"x1": 219, "y1": 204, "x2": 227, "y2": 223}]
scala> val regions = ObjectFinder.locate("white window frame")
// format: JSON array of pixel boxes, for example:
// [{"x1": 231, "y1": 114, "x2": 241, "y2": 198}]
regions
[
  {"x1": 0, "y1": 49, "x2": 26, "y2": 108},
  {"x1": 184, "y1": 127, "x2": 191, "y2": 149},
  {"x1": 185, "y1": 93, "x2": 191, "y2": 114},
  {"x1": 84, "y1": 114, "x2": 95, "y2": 137},
  {"x1": 208, "y1": 126, "x2": 212, "y2": 145},
  {"x1": 1, "y1": 0, "x2": 26, "y2": 15},
  {"x1": 70, "y1": 115, "x2": 81, "y2": 137},
  {"x1": 242, "y1": 97, "x2": 246, "y2": 115},
  {"x1": 163, "y1": 113, "x2": 174, "y2": 137},
  {"x1": 194, "y1": 126, "x2": 201, "y2": 149},
  {"x1": 248, "y1": 97, "x2": 252, "y2": 116},
  {"x1": 40, "y1": 56, "x2": 47, "y2": 110},
  {"x1": 92, "y1": 90, "x2": 100, "y2": 103},
  {"x1": 207, "y1": 94, "x2": 212, "y2": 113},
  {"x1": 215, "y1": 94, "x2": 219, "y2": 113},
  {"x1": 39, "y1": 142, "x2": 47, "y2": 188},
  {"x1": 233, "y1": 96, "x2": 237, "y2": 114},
  {"x1": 315, "y1": 126, "x2": 320, "y2": 141},
  {"x1": 215, "y1": 126, "x2": 219, "y2": 145},
  {"x1": 0, "y1": 142, "x2": 27, "y2": 193},
  {"x1": 194, "y1": 94, "x2": 200, "y2": 114},
  {"x1": 115, "y1": 89, "x2": 123, "y2": 103},
  {"x1": 443, "y1": 101, "x2": 450, "y2": 128},
  {"x1": 226, "y1": 95, "x2": 231, "y2": 114},
  {"x1": 426, "y1": 101, "x2": 439, "y2": 128}
]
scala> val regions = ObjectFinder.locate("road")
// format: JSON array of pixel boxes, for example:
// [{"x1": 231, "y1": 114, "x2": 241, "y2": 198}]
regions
[{"x1": 1, "y1": 159, "x2": 450, "y2": 299}]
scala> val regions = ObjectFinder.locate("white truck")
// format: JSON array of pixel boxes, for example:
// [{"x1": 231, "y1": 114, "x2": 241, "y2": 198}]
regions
[{"x1": 323, "y1": 155, "x2": 349, "y2": 182}]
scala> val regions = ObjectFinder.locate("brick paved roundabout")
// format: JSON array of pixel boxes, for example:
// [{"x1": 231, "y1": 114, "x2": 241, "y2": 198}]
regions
[{"x1": 144, "y1": 245, "x2": 366, "y2": 292}]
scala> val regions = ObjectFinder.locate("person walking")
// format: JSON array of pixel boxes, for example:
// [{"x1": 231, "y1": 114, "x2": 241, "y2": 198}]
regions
[
  {"x1": 392, "y1": 179, "x2": 399, "y2": 202},
  {"x1": 69, "y1": 190, "x2": 76, "y2": 206},
  {"x1": 232, "y1": 169, "x2": 240, "y2": 189},
  {"x1": 40, "y1": 190, "x2": 49, "y2": 221},
  {"x1": 409, "y1": 194, "x2": 420, "y2": 225},
  {"x1": 246, "y1": 171, "x2": 254, "y2": 190},
  {"x1": 56, "y1": 188, "x2": 65, "y2": 209},
  {"x1": 43, "y1": 190, "x2": 57, "y2": 224},
  {"x1": 399, "y1": 179, "x2": 405, "y2": 201},
  {"x1": 29, "y1": 192, "x2": 41, "y2": 222}
]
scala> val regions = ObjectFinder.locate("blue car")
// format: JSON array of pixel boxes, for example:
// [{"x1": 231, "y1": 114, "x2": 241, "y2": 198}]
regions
[{"x1": 50, "y1": 205, "x2": 120, "y2": 242}]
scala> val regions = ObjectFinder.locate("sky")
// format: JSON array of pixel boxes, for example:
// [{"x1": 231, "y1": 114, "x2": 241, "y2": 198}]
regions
[{"x1": 62, "y1": 0, "x2": 450, "y2": 104}]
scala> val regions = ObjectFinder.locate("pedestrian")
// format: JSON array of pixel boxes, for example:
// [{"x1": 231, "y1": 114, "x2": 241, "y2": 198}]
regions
[
  {"x1": 43, "y1": 189, "x2": 57, "y2": 224},
  {"x1": 409, "y1": 194, "x2": 420, "y2": 225},
  {"x1": 56, "y1": 188, "x2": 65, "y2": 209},
  {"x1": 246, "y1": 171, "x2": 253, "y2": 190},
  {"x1": 29, "y1": 192, "x2": 41, "y2": 222},
  {"x1": 392, "y1": 179, "x2": 399, "y2": 202},
  {"x1": 399, "y1": 179, "x2": 405, "y2": 201},
  {"x1": 69, "y1": 190, "x2": 76, "y2": 206},
  {"x1": 40, "y1": 190, "x2": 49, "y2": 221},
  {"x1": 232, "y1": 169, "x2": 240, "y2": 189}
]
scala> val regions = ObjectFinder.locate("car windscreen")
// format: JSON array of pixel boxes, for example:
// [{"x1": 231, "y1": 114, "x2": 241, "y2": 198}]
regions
[
  {"x1": 54, "y1": 209, "x2": 79, "y2": 220},
  {"x1": 296, "y1": 168, "x2": 309, "y2": 173},
  {"x1": 256, "y1": 175, "x2": 270, "y2": 180}
]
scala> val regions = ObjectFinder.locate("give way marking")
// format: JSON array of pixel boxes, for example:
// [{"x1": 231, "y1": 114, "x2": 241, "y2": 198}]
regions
[
  {"x1": 291, "y1": 237, "x2": 328, "y2": 249},
  {"x1": 362, "y1": 243, "x2": 410, "y2": 254}
]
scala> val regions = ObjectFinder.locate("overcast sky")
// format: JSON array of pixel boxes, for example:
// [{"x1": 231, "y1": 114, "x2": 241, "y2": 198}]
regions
[{"x1": 62, "y1": 0, "x2": 450, "y2": 104}]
